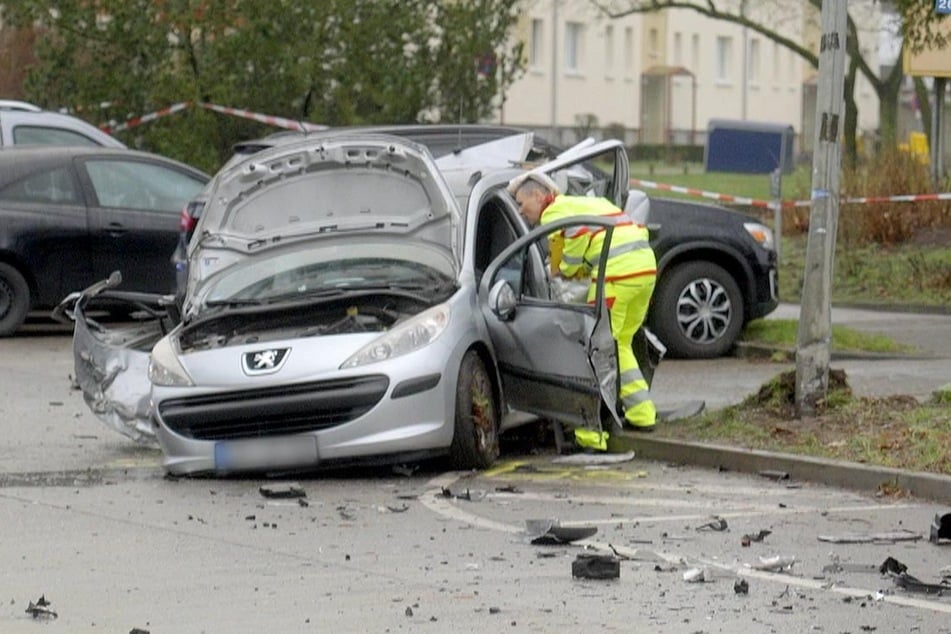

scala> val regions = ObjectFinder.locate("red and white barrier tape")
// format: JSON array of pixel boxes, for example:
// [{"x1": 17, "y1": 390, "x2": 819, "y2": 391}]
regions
[
  {"x1": 198, "y1": 103, "x2": 327, "y2": 132},
  {"x1": 102, "y1": 101, "x2": 192, "y2": 133},
  {"x1": 630, "y1": 178, "x2": 951, "y2": 209}
]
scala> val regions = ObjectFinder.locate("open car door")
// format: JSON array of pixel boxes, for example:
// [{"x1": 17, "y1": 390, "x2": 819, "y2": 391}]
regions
[{"x1": 478, "y1": 215, "x2": 623, "y2": 434}]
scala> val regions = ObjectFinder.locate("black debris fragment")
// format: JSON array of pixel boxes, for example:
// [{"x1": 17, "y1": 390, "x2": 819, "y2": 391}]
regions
[
  {"x1": 742, "y1": 530, "x2": 772, "y2": 545},
  {"x1": 386, "y1": 504, "x2": 410, "y2": 513},
  {"x1": 571, "y1": 554, "x2": 620, "y2": 580},
  {"x1": 695, "y1": 516, "x2": 728, "y2": 532},
  {"x1": 734, "y1": 578, "x2": 750, "y2": 594},
  {"x1": 298, "y1": 498, "x2": 309, "y2": 508},
  {"x1": 259, "y1": 483, "x2": 306, "y2": 499},
  {"x1": 405, "y1": 606, "x2": 413, "y2": 617},
  {"x1": 489, "y1": 607, "x2": 501, "y2": 614},
  {"x1": 25, "y1": 595, "x2": 57, "y2": 619},
  {"x1": 129, "y1": 629, "x2": 151, "y2": 634},
  {"x1": 494, "y1": 485, "x2": 523, "y2": 494},
  {"x1": 930, "y1": 513, "x2": 951, "y2": 544},
  {"x1": 758, "y1": 470, "x2": 790, "y2": 481},
  {"x1": 879, "y1": 557, "x2": 908, "y2": 576},
  {"x1": 440, "y1": 487, "x2": 481, "y2": 501},
  {"x1": 890, "y1": 572, "x2": 948, "y2": 595}
]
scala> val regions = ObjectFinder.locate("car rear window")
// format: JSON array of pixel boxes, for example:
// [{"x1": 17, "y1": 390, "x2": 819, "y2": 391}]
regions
[{"x1": 13, "y1": 125, "x2": 103, "y2": 147}]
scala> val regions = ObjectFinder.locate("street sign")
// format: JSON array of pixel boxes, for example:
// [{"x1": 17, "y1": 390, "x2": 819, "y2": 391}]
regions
[{"x1": 937, "y1": 0, "x2": 951, "y2": 15}]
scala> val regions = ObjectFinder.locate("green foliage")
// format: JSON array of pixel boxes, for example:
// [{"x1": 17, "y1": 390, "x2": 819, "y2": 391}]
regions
[
  {"x1": 5, "y1": 0, "x2": 524, "y2": 172},
  {"x1": 740, "y1": 319, "x2": 913, "y2": 355}
]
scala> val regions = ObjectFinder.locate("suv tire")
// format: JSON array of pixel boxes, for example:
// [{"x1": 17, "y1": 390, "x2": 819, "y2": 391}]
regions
[{"x1": 651, "y1": 261, "x2": 743, "y2": 359}]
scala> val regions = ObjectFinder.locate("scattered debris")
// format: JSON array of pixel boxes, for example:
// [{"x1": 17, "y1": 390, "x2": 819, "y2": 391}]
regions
[
  {"x1": 552, "y1": 450, "x2": 635, "y2": 465},
  {"x1": 526, "y1": 519, "x2": 597, "y2": 545},
  {"x1": 752, "y1": 555, "x2": 796, "y2": 572},
  {"x1": 608, "y1": 544, "x2": 632, "y2": 560},
  {"x1": 571, "y1": 554, "x2": 620, "y2": 580},
  {"x1": 817, "y1": 530, "x2": 922, "y2": 544},
  {"x1": 879, "y1": 557, "x2": 908, "y2": 576},
  {"x1": 385, "y1": 504, "x2": 410, "y2": 513},
  {"x1": 758, "y1": 470, "x2": 790, "y2": 481},
  {"x1": 694, "y1": 516, "x2": 728, "y2": 532},
  {"x1": 742, "y1": 529, "x2": 772, "y2": 545},
  {"x1": 25, "y1": 595, "x2": 57, "y2": 619},
  {"x1": 439, "y1": 487, "x2": 484, "y2": 501},
  {"x1": 494, "y1": 485, "x2": 522, "y2": 494},
  {"x1": 940, "y1": 565, "x2": 951, "y2": 581},
  {"x1": 337, "y1": 506, "x2": 356, "y2": 521},
  {"x1": 734, "y1": 578, "x2": 750, "y2": 594},
  {"x1": 930, "y1": 513, "x2": 951, "y2": 544},
  {"x1": 129, "y1": 629, "x2": 151, "y2": 634},
  {"x1": 405, "y1": 606, "x2": 413, "y2": 617},
  {"x1": 259, "y1": 483, "x2": 306, "y2": 499},
  {"x1": 889, "y1": 571, "x2": 949, "y2": 595},
  {"x1": 683, "y1": 567, "x2": 708, "y2": 583},
  {"x1": 489, "y1": 607, "x2": 501, "y2": 614},
  {"x1": 391, "y1": 464, "x2": 418, "y2": 477}
]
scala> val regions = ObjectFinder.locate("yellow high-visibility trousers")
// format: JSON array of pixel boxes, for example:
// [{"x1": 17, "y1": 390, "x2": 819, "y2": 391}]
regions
[{"x1": 606, "y1": 277, "x2": 657, "y2": 428}]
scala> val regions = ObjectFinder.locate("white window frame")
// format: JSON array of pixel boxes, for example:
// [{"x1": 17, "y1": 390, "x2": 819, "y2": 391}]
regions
[
  {"x1": 565, "y1": 21, "x2": 584, "y2": 74},
  {"x1": 716, "y1": 35, "x2": 732, "y2": 83}
]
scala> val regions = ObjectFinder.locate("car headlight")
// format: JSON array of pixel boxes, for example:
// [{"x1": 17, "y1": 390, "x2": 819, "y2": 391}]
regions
[
  {"x1": 340, "y1": 304, "x2": 450, "y2": 369},
  {"x1": 148, "y1": 335, "x2": 194, "y2": 387},
  {"x1": 744, "y1": 222, "x2": 775, "y2": 251}
]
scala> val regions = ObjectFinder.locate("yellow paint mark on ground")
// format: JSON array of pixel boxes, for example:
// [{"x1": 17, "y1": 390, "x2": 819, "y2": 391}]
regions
[{"x1": 483, "y1": 459, "x2": 648, "y2": 483}]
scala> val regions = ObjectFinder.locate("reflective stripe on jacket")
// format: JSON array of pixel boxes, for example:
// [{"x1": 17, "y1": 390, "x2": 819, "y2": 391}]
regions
[{"x1": 540, "y1": 195, "x2": 656, "y2": 282}]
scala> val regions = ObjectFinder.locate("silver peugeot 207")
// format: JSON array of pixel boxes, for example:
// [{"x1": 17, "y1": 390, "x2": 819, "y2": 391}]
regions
[{"x1": 61, "y1": 131, "x2": 649, "y2": 476}]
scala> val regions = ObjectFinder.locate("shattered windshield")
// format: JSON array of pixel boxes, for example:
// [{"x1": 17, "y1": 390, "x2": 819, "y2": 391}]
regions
[{"x1": 204, "y1": 255, "x2": 456, "y2": 306}]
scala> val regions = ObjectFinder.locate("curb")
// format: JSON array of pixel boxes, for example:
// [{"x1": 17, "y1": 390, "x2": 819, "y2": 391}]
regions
[
  {"x1": 607, "y1": 433, "x2": 951, "y2": 505},
  {"x1": 733, "y1": 341, "x2": 933, "y2": 362}
]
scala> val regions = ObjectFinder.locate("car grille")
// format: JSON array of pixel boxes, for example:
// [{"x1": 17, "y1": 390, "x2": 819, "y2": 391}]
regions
[{"x1": 158, "y1": 375, "x2": 389, "y2": 441}]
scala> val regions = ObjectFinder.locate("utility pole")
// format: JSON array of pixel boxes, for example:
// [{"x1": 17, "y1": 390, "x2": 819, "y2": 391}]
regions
[{"x1": 795, "y1": 0, "x2": 847, "y2": 416}]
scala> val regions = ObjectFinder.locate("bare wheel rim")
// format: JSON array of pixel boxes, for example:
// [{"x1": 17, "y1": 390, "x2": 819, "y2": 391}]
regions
[
  {"x1": 675, "y1": 277, "x2": 733, "y2": 344},
  {"x1": 469, "y1": 369, "x2": 498, "y2": 456}
]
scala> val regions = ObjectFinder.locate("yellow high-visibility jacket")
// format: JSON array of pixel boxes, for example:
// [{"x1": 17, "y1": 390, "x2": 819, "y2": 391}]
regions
[{"x1": 541, "y1": 195, "x2": 656, "y2": 282}]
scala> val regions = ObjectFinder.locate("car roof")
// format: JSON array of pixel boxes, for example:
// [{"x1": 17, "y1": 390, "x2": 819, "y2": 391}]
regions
[{"x1": 0, "y1": 145, "x2": 210, "y2": 185}]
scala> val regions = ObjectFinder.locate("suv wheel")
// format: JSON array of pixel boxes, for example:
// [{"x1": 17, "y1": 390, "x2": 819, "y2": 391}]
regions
[
  {"x1": 0, "y1": 263, "x2": 30, "y2": 337},
  {"x1": 651, "y1": 261, "x2": 743, "y2": 359}
]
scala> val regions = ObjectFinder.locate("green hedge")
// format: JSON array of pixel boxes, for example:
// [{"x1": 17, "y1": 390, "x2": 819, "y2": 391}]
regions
[{"x1": 629, "y1": 145, "x2": 704, "y2": 163}]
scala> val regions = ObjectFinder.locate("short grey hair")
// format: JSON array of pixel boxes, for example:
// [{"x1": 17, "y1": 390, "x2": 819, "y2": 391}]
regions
[{"x1": 506, "y1": 171, "x2": 561, "y2": 197}]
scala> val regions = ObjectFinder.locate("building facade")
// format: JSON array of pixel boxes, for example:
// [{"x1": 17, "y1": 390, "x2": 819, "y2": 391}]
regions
[{"x1": 496, "y1": 0, "x2": 887, "y2": 158}]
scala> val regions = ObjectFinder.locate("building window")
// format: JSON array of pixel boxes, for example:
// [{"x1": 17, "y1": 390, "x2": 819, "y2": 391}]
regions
[
  {"x1": 605, "y1": 25, "x2": 614, "y2": 73},
  {"x1": 749, "y1": 38, "x2": 760, "y2": 84},
  {"x1": 530, "y1": 18, "x2": 544, "y2": 68},
  {"x1": 648, "y1": 27, "x2": 659, "y2": 61},
  {"x1": 716, "y1": 35, "x2": 732, "y2": 82},
  {"x1": 565, "y1": 21, "x2": 583, "y2": 73},
  {"x1": 772, "y1": 41, "x2": 780, "y2": 85},
  {"x1": 691, "y1": 33, "x2": 700, "y2": 72},
  {"x1": 624, "y1": 26, "x2": 634, "y2": 76},
  {"x1": 673, "y1": 32, "x2": 682, "y2": 66}
]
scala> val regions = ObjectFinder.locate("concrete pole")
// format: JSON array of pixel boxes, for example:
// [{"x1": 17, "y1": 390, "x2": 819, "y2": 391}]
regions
[{"x1": 795, "y1": 0, "x2": 848, "y2": 417}]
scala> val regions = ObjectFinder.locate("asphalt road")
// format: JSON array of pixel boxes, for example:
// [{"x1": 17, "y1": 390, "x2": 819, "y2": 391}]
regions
[{"x1": 1, "y1": 309, "x2": 949, "y2": 632}]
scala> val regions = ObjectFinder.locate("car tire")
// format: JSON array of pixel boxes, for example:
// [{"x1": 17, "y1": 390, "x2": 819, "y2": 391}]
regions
[
  {"x1": 0, "y1": 263, "x2": 30, "y2": 337},
  {"x1": 651, "y1": 261, "x2": 743, "y2": 359},
  {"x1": 449, "y1": 350, "x2": 499, "y2": 470}
]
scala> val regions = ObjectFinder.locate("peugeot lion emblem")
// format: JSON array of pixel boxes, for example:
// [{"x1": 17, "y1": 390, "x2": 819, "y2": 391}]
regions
[{"x1": 242, "y1": 348, "x2": 290, "y2": 375}]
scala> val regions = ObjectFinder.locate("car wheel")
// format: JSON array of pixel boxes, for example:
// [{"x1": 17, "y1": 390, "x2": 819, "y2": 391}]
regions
[
  {"x1": 651, "y1": 261, "x2": 743, "y2": 359},
  {"x1": 449, "y1": 350, "x2": 499, "y2": 470},
  {"x1": 0, "y1": 263, "x2": 30, "y2": 337}
]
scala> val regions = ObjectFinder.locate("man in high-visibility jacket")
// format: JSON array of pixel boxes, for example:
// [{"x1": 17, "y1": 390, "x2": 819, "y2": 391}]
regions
[{"x1": 507, "y1": 172, "x2": 657, "y2": 450}]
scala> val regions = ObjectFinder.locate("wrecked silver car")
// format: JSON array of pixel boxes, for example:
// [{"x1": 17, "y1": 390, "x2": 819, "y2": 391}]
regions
[{"x1": 59, "y1": 133, "x2": 649, "y2": 475}]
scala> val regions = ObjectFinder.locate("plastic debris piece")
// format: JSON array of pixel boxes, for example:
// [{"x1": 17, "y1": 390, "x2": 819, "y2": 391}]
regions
[
  {"x1": 890, "y1": 571, "x2": 949, "y2": 595},
  {"x1": 743, "y1": 529, "x2": 772, "y2": 543},
  {"x1": 527, "y1": 518, "x2": 597, "y2": 545},
  {"x1": 930, "y1": 513, "x2": 951, "y2": 544},
  {"x1": 752, "y1": 555, "x2": 796, "y2": 572},
  {"x1": 259, "y1": 483, "x2": 306, "y2": 499},
  {"x1": 571, "y1": 554, "x2": 620, "y2": 579},
  {"x1": 758, "y1": 470, "x2": 789, "y2": 481},
  {"x1": 552, "y1": 450, "x2": 635, "y2": 465},
  {"x1": 695, "y1": 516, "x2": 728, "y2": 532},
  {"x1": 734, "y1": 578, "x2": 750, "y2": 594},
  {"x1": 129, "y1": 629, "x2": 151, "y2": 634},
  {"x1": 494, "y1": 485, "x2": 522, "y2": 493},
  {"x1": 25, "y1": 595, "x2": 57, "y2": 620},
  {"x1": 817, "y1": 530, "x2": 922, "y2": 544},
  {"x1": 683, "y1": 567, "x2": 706, "y2": 583}
]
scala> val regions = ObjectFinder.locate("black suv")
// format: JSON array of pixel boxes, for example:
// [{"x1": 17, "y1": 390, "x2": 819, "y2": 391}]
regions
[{"x1": 181, "y1": 125, "x2": 777, "y2": 358}]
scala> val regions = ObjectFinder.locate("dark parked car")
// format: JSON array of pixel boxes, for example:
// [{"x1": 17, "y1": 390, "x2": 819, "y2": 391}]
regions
[
  {"x1": 182, "y1": 125, "x2": 778, "y2": 358},
  {"x1": 0, "y1": 146, "x2": 209, "y2": 335}
]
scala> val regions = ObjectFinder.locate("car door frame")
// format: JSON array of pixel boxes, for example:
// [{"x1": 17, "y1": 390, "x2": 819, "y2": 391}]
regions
[{"x1": 477, "y1": 214, "x2": 622, "y2": 433}]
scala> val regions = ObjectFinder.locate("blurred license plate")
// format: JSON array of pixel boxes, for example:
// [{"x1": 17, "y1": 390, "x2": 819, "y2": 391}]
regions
[{"x1": 214, "y1": 436, "x2": 317, "y2": 471}]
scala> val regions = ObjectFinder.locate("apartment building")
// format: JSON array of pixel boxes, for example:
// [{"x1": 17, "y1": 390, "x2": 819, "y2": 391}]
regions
[{"x1": 498, "y1": 0, "x2": 886, "y2": 156}]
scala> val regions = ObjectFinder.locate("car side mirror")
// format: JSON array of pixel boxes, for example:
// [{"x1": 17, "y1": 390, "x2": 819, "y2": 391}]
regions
[{"x1": 488, "y1": 279, "x2": 517, "y2": 321}]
